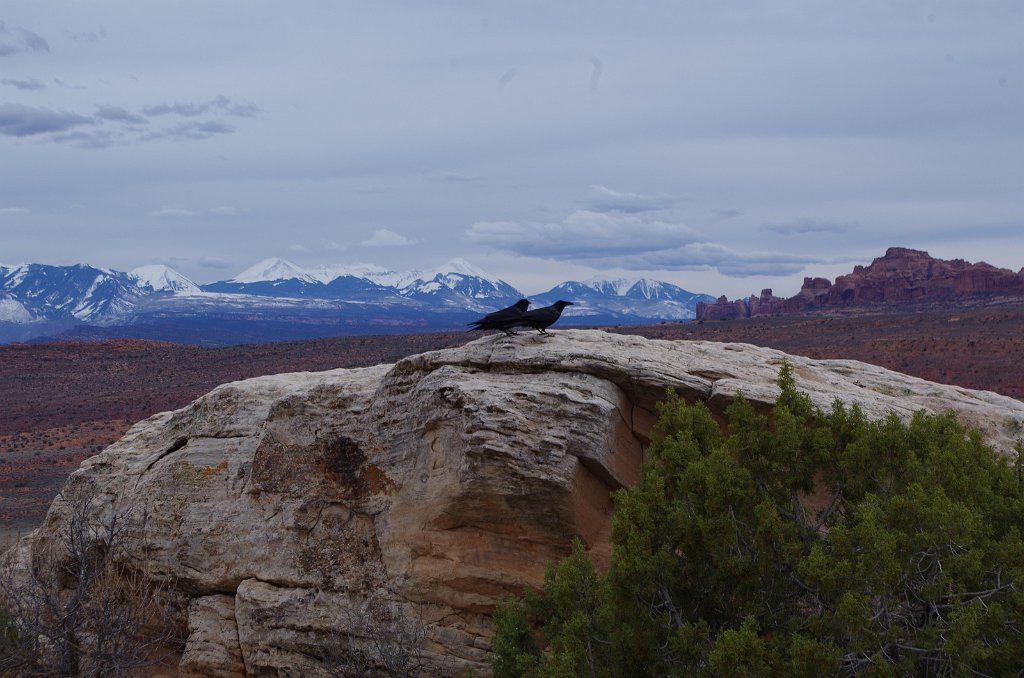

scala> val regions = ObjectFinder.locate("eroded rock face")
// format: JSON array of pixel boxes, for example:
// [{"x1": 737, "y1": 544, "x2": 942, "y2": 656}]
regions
[
  {"x1": 696, "y1": 247, "x2": 1024, "y2": 320},
  {"x1": 8, "y1": 331, "x2": 1024, "y2": 675}
]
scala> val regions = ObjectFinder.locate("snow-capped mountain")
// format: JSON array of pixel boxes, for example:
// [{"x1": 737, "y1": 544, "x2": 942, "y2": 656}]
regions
[
  {"x1": 533, "y1": 277, "x2": 715, "y2": 321},
  {"x1": 130, "y1": 265, "x2": 201, "y2": 294},
  {"x1": 231, "y1": 258, "x2": 319, "y2": 285},
  {"x1": 202, "y1": 257, "x2": 523, "y2": 310},
  {"x1": 0, "y1": 263, "x2": 143, "y2": 323},
  {"x1": 202, "y1": 258, "x2": 328, "y2": 297},
  {"x1": 0, "y1": 258, "x2": 715, "y2": 344},
  {"x1": 582, "y1": 276, "x2": 709, "y2": 302},
  {"x1": 385, "y1": 259, "x2": 523, "y2": 308}
]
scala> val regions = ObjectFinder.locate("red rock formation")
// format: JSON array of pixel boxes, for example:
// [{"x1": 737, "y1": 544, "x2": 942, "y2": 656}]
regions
[
  {"x1": 696, "y1": 248, "x2": 1024, "y2": 320},
  {"x1": 696, "y1": 295, "x2": 750, "y2": 320}
]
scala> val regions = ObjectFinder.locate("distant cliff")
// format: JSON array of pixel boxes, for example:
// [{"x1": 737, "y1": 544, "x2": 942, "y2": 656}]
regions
[
  {"x1": 697, "y1": 247, "x2": 1024, "y2": 320},
  {"x1": 6, "y1": 330, "x2": 1024, "y2": 675}
]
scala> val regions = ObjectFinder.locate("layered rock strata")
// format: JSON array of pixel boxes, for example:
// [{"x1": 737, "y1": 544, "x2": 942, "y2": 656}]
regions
[
  {"x1": 697, "y1": 247, "x2": 1024, "y2": 320},
  {"x1": 7, "y1": 330, "x2": 1024, "y2": 675}
]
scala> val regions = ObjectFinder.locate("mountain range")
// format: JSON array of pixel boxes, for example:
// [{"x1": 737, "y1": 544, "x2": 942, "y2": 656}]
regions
[{"x1": 0, "y1": 258, "x2": 714, "y2": 345}]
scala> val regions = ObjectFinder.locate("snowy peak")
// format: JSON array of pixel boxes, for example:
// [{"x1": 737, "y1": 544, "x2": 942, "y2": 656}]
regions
[
  {"x1": 306, "y1": 262, "x2": 391, "y2": 285},
  {"x1": 582, "y1": 276, "x2": 643, "y2": 296},
  {"x1": 436, "y1": 257, "x2": 500, "y2": 283},
  {"x1": 130, "y1": 265, "x2": 200, "y2": 293},
  {"x1": 1, "y1": 263, "x2": 32, "y2": 290},
  {"x1": 231, "y1": 258, "x2": 317, "y2": 284},
  {"x1": 355, "y1": 258, "x2": 504, "y2": 290},
  {"x1": 0, "y1": 263, "x2": 141, "y2": 323},
  {"x1": 394, "y1": 259, "x2": 522, "y2": 304},
  {"x1": 534, "y1": 277, "x2": 715, "y2": 321},
  {"x1": 624, "y1": 278, "x2": 666, "y2": 299},
  {"x1": 0, "y1": 258, "x2": 717, "y2": 337},
  {"x1": 211, "y1": 257, "x2": 522, "y2": 307},
  {"x1": 0, "y1": 293, "x2": 33, "y2": 322},
  {"x1": 579, "y1": 276, "x2": 704, "y2": 301}
]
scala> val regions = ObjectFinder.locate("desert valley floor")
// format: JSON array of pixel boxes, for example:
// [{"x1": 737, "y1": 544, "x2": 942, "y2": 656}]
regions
[{"x1": 3, "y1": 304, "x2": 1024, "y2": 547}]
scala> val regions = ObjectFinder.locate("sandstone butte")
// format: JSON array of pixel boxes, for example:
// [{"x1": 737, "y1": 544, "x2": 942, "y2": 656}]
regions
[
  {"x1": 696, "y1": 247, "x2": 1024, "y2": 320},
  {"x1": 5, "y1": 330, "x2": 1024, "y2": 676}
]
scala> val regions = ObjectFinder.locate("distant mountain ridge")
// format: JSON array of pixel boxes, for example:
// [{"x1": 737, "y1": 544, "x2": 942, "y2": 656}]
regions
[
  {"x1": 0, "y1": 258, "x2": 712, "y2": 344},
  {"x1": 536, "y1": 277, "x2": 714, "y2": 321},
  {"x1": 697, "y1": 247, "x2": 1024, "y2": 321},
  {"x1": 0, "y1": 263, "x2": 143, "y2": 323}
]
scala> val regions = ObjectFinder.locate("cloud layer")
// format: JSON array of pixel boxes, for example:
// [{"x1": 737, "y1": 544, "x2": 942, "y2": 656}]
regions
[
  {"x1": 587, "y1": 185, "x2": 684, "y2": 214},
  {"x1": 466, "y1": 205, "x2": 831, "y2": 277},
  {"x1": 0, "y1": 96, "x2": 257, "y2": 147},
  {"x1": 0, "y1": 104, "x2": 92, "y2": 137},
  {"x1": 1, "y1": 77, "x2": 46, "y2": 91},
  {"x1": 467, "y1": 210, "x2": 700, "y2": 258},
  {"x1": 1, "y1": 3, "x2": 1022, "y2": 298},
  {"x1": 361, "y1": 229, "x2": 415, "y2": 247},
  {"x1": 0, "y1": 21, "x2": 49, "y2": 57}
]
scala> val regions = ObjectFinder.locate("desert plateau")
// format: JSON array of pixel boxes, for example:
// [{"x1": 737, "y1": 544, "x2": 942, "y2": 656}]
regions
[{"x1": 3, "y1": 303, "x2": 1024, "y2": 549}]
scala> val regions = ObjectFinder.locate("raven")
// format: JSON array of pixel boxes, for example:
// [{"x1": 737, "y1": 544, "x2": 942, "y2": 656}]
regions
[
  {"x1": 467, "y1": 299, "x2": 530, "y2": 336},
  {"x1": 515, "y1": 300, "x2": 574, "y2": 336}
]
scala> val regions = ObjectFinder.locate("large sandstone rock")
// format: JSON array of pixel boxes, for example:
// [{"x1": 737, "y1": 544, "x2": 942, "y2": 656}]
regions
[
  {"x1": 7, "y1": 330, "x2": 1024, "y2": 675},
  {"x1": 696, "y1": 247, "x2": 1024, "y2": 319}
]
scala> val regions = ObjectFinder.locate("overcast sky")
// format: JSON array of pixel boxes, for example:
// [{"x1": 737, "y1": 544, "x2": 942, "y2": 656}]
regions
[{"x1": 1, "y1": 1, "x2": 1022, "y2": 298}]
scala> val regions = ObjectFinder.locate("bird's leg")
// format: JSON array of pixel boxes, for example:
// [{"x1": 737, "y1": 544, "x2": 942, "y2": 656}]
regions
[
  {"x1": 502, "y1": 328, "x2": 518, "y2": 336},
  {"x1": 538, "y1": 328, "x2": 550, "y2": 336}
]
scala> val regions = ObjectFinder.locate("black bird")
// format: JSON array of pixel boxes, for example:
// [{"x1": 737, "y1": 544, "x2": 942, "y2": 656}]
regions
[
  {"x1": 467, "y1": 299, "x2": 530, "y2": 336},
  {"x1": 515, "y1": 300, "x2": 574, "y2": 336}
]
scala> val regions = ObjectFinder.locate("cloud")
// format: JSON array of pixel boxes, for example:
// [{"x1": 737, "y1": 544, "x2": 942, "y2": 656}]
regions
[
  {"x1": 328, "y1": 242, "x2": 347, "y2": 251},
  {"x1": 607, "y1": 242, "x2": 829, "y2": 277},
  {"x1": 52, "y1": 79, "x2": 87, "y2": 91},
  {"x1": 427, "y1": 171, "x2": 480, "y2": 183},
  {"x1": 3, "y1": 99, "x2": 249, "y2": 146},
  {"x1": 466, "y1": 207, "x2": 834, "y2": 277},
  {"x1": 142, "y1": 120, "x2": 236, "y2": 141},
  {"x1": 0, "y1": 93, "x2": 257, "y2": 146},
  {"x1": 149, "y1": 206, "x2": 238, "y2": 218},
  {"x1": 764, "y1": 219, "x2": 849, "y2": 235},
  {"x1": 63, "y1": 28, "x2": 107, "y2": 43},
  {"x1": 149, "y1": 207, "x2": 199, "y2": 218},
  {"x1": 142, "y1": 95, "x2": 259, "y2": 118},
  {"x1": 0, "y1": 77, "x2": 45, "y2": 91},
  {"x1": 173, "y1": 120, "x2": 235, "y2": 137},
  {"x1": 0, "y1": 21, "x2": 49, "y2": 57},
  {"x1": 0, "y1": 207, "x2": 30, "y2": 214},
  {"x1": 94, "y1": 105, "x2": 148, "y2": 125},
  {"x1": 288, "y1": 243, "x2": 309, "y2": 252},
  {"x1": 198, "y1": 257, "x2": 232, "y2": 270},
  {"x1": 709, "y1": 208, "x2": 743, "y2": 224},
  {"x1": 466, "y1": 210, "x2": 700, "y2": 258},
  {"x1": 587, "y1": 185, "x2": 684, "y2": 213},
  {"x1": 0, "y1": 103, "x2": 93, "y2": 137},
  {"x1": 46, "y1": 129, "x2": 119, "y2": 149},
  {"x1": 361, "y1": 229, "x2": 415, "y2": 247},
  {"x1": 141, "y1": 102, "x2": 211, "y2": 117}
]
